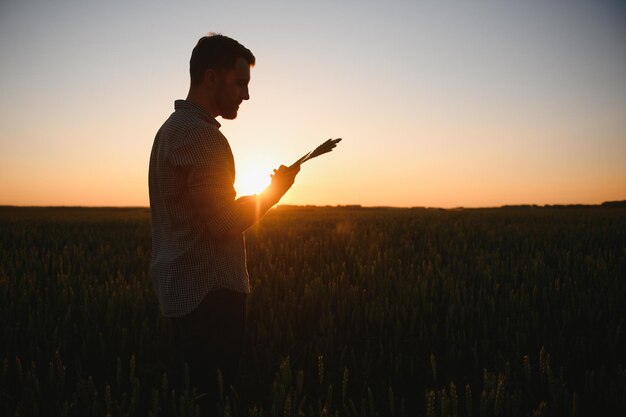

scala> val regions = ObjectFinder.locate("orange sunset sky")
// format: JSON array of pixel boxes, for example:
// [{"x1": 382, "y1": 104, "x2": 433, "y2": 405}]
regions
[{"x1": 1, "y1": 1, "x2": 625, "y2": 208}]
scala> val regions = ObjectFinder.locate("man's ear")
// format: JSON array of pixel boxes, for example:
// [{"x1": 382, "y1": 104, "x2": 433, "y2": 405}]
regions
[{"x1": 202, "y1": 69, "x2": 219, "y2": 89}]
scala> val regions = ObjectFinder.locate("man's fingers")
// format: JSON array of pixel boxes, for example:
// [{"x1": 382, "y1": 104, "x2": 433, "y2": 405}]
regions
[
  {"x1": 278, "y1": 164, "x2": 299, "y2": 174},
  {"x1": 272, "y1": 164, "x2": 299, "y2": 179}
]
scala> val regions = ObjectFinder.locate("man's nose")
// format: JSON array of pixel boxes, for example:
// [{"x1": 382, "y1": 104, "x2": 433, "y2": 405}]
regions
[{"x1": 242, "y1": 87, "x2": 250, "y2": 101}]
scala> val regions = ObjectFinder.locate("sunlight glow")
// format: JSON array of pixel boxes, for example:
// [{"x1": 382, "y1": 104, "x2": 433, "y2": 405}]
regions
[
  {"x1": 1, "y1": 2, "x2": 625, "y2": 207},
  {"x1": 234, "y1": 156, "x2": 274, "y2": 197}
]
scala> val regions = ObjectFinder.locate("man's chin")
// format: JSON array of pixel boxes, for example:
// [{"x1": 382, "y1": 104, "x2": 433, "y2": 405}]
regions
[{"x1": 221, "y1": 111, "x2": 238, "y2": 120}]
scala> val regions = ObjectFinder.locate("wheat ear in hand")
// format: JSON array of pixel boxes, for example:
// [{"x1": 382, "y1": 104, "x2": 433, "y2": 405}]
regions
[{"x1": 290, "y1": 138, "x2": 342, "y2": 169}]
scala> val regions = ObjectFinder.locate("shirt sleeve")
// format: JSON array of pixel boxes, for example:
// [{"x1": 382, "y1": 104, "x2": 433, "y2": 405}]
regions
[{"x1": 167, "y1": 124, "x2": 261, "y2": 240}]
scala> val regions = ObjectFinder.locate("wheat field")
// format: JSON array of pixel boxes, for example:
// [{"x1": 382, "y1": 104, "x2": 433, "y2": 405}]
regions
[{"x1": 1, "y1": 205, "x2": 624, "y2": 416}]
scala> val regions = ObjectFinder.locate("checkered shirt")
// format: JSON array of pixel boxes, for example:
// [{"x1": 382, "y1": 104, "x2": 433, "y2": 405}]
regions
[{"x1": 149, "y1": 100, "x2": 250, "y2": 318}]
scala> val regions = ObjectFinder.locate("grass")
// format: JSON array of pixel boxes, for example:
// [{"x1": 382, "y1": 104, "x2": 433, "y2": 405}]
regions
[{"x1": 0, "y1": 205, "x2": 624, "y2": 416}]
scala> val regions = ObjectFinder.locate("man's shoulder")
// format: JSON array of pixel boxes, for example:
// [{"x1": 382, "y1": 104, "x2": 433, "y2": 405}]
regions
[
  {"x1": 163, "y1": 107, "x2": 220, "y2": 136},
  {"x1": 159, "y1": 108, "x2": 225, "y2": 148},
  {"x1": 155, "y1": 109, "x2": 230, "y2": 166}
]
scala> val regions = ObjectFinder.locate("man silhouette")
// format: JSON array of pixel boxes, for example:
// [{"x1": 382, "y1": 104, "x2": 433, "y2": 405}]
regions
[{"x1": 148, "y1": 33, "x2": 299, "y2": 415}]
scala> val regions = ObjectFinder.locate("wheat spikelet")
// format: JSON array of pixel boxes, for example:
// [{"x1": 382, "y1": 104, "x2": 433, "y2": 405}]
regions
[{"x1": 290, "y1": 138, "x2": 342, "y2": 169}]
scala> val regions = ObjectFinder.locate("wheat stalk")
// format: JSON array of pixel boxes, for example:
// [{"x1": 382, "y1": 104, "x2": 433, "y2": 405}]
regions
[{"x1": 289, "y1": 138, "x2": 342, "y2": 169}]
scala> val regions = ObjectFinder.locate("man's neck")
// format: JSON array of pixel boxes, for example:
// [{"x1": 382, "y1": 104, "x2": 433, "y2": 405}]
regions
[{"x1": 186, "y1": 90, "x2": 219, "y2": 119}]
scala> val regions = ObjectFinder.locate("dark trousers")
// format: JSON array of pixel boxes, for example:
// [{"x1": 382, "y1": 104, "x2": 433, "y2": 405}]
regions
[{"x1": 170, "y1": 288, "x2": 247, "y2": 416}]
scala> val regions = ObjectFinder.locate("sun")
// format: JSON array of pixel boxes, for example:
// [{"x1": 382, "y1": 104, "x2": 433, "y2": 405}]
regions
[{"x1": 234, "y1": 157, "x2": 274, "y2": 197}]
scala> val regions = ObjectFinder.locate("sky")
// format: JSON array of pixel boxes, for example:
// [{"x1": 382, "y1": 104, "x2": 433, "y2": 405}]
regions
[{"x1": 1, "y1": 0, "x2": 625, "y2": 208}]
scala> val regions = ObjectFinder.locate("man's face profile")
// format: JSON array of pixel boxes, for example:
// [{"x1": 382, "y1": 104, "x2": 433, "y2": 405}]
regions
[{"x1": 214, "y1": 57, "x2": 251, "y2": 120}]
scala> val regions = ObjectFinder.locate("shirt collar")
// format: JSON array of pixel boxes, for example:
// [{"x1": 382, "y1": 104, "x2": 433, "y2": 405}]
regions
[{"x1": 174, "y1": 99, "x2": 221, "y2": 128}]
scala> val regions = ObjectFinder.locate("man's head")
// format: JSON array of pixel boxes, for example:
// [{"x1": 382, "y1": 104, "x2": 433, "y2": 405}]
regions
[{"x1": 188, "y1": 34, "x2": 255, "y2": 120}]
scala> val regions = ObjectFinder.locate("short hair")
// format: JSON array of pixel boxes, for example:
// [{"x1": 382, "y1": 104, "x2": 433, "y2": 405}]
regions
[{"x1": 189, "y1": 33, "x2": 255, "y2": 85}]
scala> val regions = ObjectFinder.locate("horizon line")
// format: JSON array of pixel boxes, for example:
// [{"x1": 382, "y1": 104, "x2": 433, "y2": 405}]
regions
[{"x1": 1, "y1": 200, "x2": 625, "y2": 211}]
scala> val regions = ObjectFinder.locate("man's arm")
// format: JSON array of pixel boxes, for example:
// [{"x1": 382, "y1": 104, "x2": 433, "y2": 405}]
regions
[{"x1": 187, "y1": 162, "x2": 299, "y2": 240}]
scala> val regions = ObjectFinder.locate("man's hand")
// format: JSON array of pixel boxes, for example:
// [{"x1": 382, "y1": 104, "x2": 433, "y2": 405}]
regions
[
  {"x1": 251, "y1": 164, "x2": 300, "y2": 213},
  {"x1": 270, "y1": 164, "x2": 300, "y2": 197}
]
